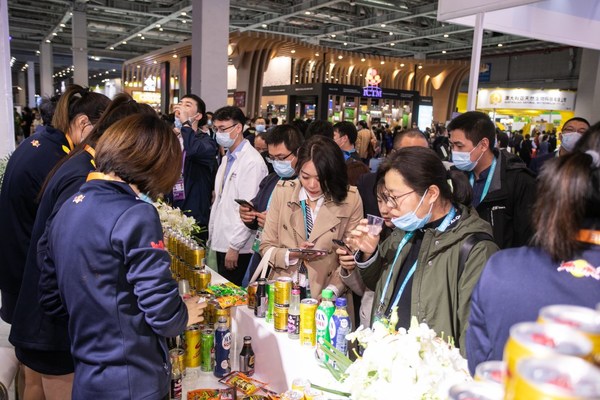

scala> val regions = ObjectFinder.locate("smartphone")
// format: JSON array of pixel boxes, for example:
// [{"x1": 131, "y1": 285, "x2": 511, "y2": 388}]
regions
[
  {"x1": 332, "y1": 239, "x2": 353, "y2": 254},
  {"x1": 234, "y1": 199, "x2": 255, "y2": 210},
  {"x1": 288, "y1": 248, "x2": 326, "y2": 255}
]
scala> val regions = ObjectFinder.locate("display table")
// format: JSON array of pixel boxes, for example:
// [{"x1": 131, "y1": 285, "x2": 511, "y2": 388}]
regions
[{"x1": 181, "y1": 269, "x2": 346, "y2": 397}]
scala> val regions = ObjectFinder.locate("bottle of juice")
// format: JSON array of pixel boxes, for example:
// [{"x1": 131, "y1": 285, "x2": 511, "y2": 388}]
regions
[
  {"x1": 329, "y1": 297, "x2": 351, "y2": 356},
  {"x1": 315, "y1": 289, "x2": 335, "y2": 362}
]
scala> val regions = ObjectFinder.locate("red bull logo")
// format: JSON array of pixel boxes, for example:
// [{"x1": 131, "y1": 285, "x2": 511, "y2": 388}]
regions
[{"x1": 557, "y1": 259, "x2": 600, "y2": 280}]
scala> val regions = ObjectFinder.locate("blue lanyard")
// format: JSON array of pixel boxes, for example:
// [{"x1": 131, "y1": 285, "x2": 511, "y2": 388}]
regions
[
  {"x1": 378, "y1": 206, "x2": 457, "y2": 314},
  {"x1": 300, "y1": 200, "x2": 310, "y2": 240},
  {"x1": 469, "y1": 157, "x2": 497, "y2": 204}
]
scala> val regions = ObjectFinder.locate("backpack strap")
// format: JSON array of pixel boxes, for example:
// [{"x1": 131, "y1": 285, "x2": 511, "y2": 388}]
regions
[{"x1": 458, "y1": 232, "x2": 494, "y2": 282}]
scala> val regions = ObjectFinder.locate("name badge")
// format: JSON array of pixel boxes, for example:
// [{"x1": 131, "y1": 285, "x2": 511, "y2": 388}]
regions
[{"x1": 173, "y1": 177, "x2": 185, "y2": 201}]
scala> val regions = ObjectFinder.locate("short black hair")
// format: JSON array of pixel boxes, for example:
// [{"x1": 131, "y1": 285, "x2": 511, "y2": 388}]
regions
[
  {"x1": 213, "y1": 106, "x2": 247, "y2": 126},
  {"x1": 181, "y1": 94, "x2": 207, "y2": 126},
  {"x1": 393, "y1": 129, "x2": 427, "y2": 149},
  {"x1": 296, "y1": 135, "x2": 348, "y2": 203},
  {"x1": 357, "y1": 120, "x2": 368, "y2": 129},
  {"x1": 39, "y1": 94, "x2": 60, "y2": 126},
  {"x1": 333, "y1": 121, "x2": 358, "y2": 145},
  {"x1": 562, "y1": 117, "x2": 590, "y2": 131},
  {"x1": 447, "y1": 111, "x2": 495, "y2": 147},
  {"x1": 265, "y1": 124, "x2": 304, "y2": 153},
  {"x1": 305, "y1": 119, "x2": 333, "y2": 139}
]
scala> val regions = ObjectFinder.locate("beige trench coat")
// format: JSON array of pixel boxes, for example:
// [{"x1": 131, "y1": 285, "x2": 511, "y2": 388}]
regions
[{"x1": 259, "y1": 179, "x2": 363, "y2": 298}]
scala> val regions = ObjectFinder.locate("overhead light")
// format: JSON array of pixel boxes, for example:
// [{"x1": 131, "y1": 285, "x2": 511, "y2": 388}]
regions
[
  {"x1": 381, "y1": 24, "x2": 386, "y2": 28},
  {"x1": 498, "y1": 43, "x2": 503, "y2": 47},
  {"x1": 182, "y1": 20, "x2": 186, "y2": 24},
  {"x1": 343, "y1": 42, "x2": 347, "y2": 46},
  {"x1": 390, "y1": 43, "x2": 395, "y2": 46},
  {"x1": 442, "y1": 50, "x2": 447, "y2": 54},
  {"x1": 156, "y1": 24, "x2": 161, "y2": 28},
  {"x1": 138, "y1": 33, "x2": 142, "y2": 37},
  {"x1": 389, "y1": 32, "x2": 393, "y2": 36},
  {"x1": 172, "y1": 54, "x2": 178, "y2": 58},
  {"x1": 291, "y1": 49, "x2": 296, "y2": 54},
  {"x1": 122, "y1": 41, "x2": 127, "y2": 44},
  {"x1": 380, "y1": 61, "x2": 385, "y2": 65},
  {"x1": 331, "y1": 34, "x2": 336, "y2": 38},
  {"x1": 159, "y1": 27, "x2": 164, "y2": 31},
  {"x1": 418, "y1": 65, "x2": 423, "y2": 69},
  {"x1": 109, "y1": 46, "x2": 114, "y2": 50},
  {"x1": 60, "y1": 23, "x2": 66, "y2": 27},
  {"x1": 106, "y1": 70, "x2": 109, "y2": 74},
  {"x1": 153, "y1": 60, "x2": 157, "y2": 64},
  {"x1": 443, "y1": 34, "x2": 449, "y2": 38},
  {"x1": 112, "y1": 69, "x2": 116, "y2": 72},
  {"x1": 36, "y1": 50, "x2": 40, "y2": 54},
  {"x1": 361, "y1": 58, "x2": 366, "y2": 62},
  {"x1": 400, "y1": 63, "x2": 405, "y2": 67},
  {"x1": 181, "y1": 11, "x2": 187, "y2": 16},
  {"x1": 261, "y1": 24, "x2": 267, "y2": 28},
  {"x1": 338, "y1": 55, "x2": 343, "y2": 59},
  {"x1": 315, "y1": 52, "x2": 319, "y2": 56},
  {"x1": 137, "y1": 65, "x2": 141, "y2": 68},
  {"x1": 305, "y1": 11, "x2": 311, "y2": 15},
  {"x1": 141, "y1": 36, "x2": 145, "y2": 39},
  {"x1": 45, "y1": 39, "x2": 51, "y2": 43},
  {"x1": 52, "y1": 32, "x2": 58, "y2": 36}
]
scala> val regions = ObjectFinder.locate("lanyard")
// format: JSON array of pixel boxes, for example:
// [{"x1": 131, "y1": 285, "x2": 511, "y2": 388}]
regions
[
  {"x1": 378, "y1": 206, "x2": 457, "y2": 314},
  {"x1": 84, "y1": 145, "x2": 96, "y2": 168},
  {"x1": 469, "y1": 157, "x2": 497, "y2": 204},
  {"x1": 300, "y1": 199, "x2": 310, "y2": 240}
]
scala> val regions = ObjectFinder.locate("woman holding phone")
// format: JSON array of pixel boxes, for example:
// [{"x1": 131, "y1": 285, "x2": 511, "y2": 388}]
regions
[{"x1": 259, "y1": 135, "x2": 363, "y2": 300}]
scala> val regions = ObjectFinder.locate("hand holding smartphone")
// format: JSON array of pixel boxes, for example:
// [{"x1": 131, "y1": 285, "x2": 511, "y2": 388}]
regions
[
  {"x1": 332, "y1": 239, "x2": 354, "y2": 254},
  {"x1": 288, "y1": 248, "x2": 327, "y2": 255},
  {"x1": 235, "y1": 198, "x2": 255, "y2": 210}
]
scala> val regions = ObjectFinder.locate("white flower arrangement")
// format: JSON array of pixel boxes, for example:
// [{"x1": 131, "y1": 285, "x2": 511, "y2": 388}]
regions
[
  {"x1": 320, "y1": 315, "x2": 471, "y2": 400},
  {"x1": 153, "y1": 200, "x2": 202, "y2": 240},
  {"x1": 0, "y1": 153, "x2": 11, "y2": 191}
]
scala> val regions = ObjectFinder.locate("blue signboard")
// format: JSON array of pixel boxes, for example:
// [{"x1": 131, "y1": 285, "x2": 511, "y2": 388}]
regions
[{"x1": 479, "y1": 63, "x2": 492, "y2": 82}]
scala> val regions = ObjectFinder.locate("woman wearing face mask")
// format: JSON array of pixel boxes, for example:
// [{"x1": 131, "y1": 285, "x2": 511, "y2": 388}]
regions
[
  {"x1": 0, "y1": 84, "x2": 109, "y2": 327},
  {"x1": 239, "y1": 125, "x2": 304, "y2": 286},
  {"x1": 348, "y1": 147, "x2": 498, "y2": 355},
  {"x1": 259, "y1": 135, "x2": 363, "y2": 302}
]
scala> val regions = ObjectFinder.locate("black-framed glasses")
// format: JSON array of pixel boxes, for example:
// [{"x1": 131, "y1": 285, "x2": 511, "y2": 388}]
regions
[
  {"x1": 267, "y1": 150, "x2": 294, "y2": 163},
  {"x1": 214, "y1": 123, "x2": 239, "y2": 133},
  {"x1": 563, "y1": 126, "x2": 588, "y2": 134},
  {"x1": 381, "y1": 190, "x2": 415, "y2": 208}
]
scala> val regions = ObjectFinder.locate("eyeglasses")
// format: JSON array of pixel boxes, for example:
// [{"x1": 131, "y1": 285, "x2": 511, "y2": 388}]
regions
[
  {"x1": 381, "y1": 190, "x2": 415, "y2": 208},
  {"x1": 214, "y1": 123, "x2": 239, "y2": 133},
  {"x1": 563, "y1": 126, "x2": 588, "y2": 134},
  {"x1": 267, "y1": 151, "x2": 294, "y2": 163}
]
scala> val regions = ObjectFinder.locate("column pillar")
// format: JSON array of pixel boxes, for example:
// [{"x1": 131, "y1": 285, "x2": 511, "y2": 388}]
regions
[
  {"x1": 27, "y1": 61, "x2": 36, "y2": 108},
  {"x1": 575, "y1": 49, "x2": 600, "y2": 122},
  {"x1": 17, "y1": 72, "x2": 26, "y2": 106},
  {"x1": 466, "y1": 13, "x2": 484, "y2": 111},
  {"x1": 160, "y1": 61, "x2": 171, "y2": 114},
  {"x1": 40, "y1": 42, "x2": 53, "y2": 97},
  {"x1": 72, "y1": 4, "x2": 88, "y2": 87},
  {"x1": 191, "y1": 0, "x2": 229, "y2": 112},
  {"x1": 0, "y1": 0, "x2": 15, "y2": 155}
]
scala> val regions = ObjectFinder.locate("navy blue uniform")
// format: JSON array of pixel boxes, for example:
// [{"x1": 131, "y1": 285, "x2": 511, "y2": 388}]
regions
[
  {"x1": 9, "y1": 150, "x2": 95, "y2": 374},
  {"x1": 38, "y1": 179, "x2": 188, "y2": 400},
  {"x1": 466, "y1": 245, "x2": 600, "y2": 374},
  {"x1": 0, "y1": 126, "x2": 70, "y2": 322},
  {"x1": 172, "y1": 127, "x2": 218, "y2": 228}
]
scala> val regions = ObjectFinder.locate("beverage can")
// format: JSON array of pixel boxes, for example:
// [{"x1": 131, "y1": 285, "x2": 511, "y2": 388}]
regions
[
  {"x1": 512, "y1": 355, "x2": 600, "y2": 400},
  {"x1": 266, "y1": 280, "x2": 275, "y2": 323},
  {"x1": 299, "y1": 298, "x2": 319, "y2": 346},
  {"x1": 184, "y1": 324, "x2": 201, "y2": 368},
  {"x1": 274, "y1": 304, "x2": 289, "y2": 332},
  {"x1": 195, "y1": 267, "x2": 211, "y2": 292},
  {"x1": 169, "y1": 348, "x2": 183, "y2": 400},
  {"x1": 281, "y1": 390, "x2": 304, "y2": 400},
  {"x1": 448, "y1": 381, "x2": 504, "y2": 400},
  {"x1": 538, "y1": 304, "x2": 600, "y2": 366},
  {"x1": 275, "y1": 277, "x2": 292, "y2": 306},
  {"x1": 291, "y1": 377, "x2": 310, "y2": 392},
  {"x1": 201, "y1": 328, "x2": 214, "y2": 372},
  {"x1": 304, "y1": 388, "x2": 323, "y2": 400},
  {"x1": 214, "y1": 317, "x2": 231, "y2": 378},
  {"x1": 474, "y1": 360, "x2": 506, "y2": 386},
  {"x1": 255, "y1": 278, "x2": 267, "y2": 318},
  {"x1": 247, "y1": 282, "x2": 257, "y2": 310}
]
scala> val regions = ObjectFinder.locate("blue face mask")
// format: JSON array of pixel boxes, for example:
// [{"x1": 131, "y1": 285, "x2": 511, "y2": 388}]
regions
[
  {"x1": 273, "y1": 159, "x2": 295, "y2": 178},
  {"x1": 391, "y1": 190, "x2": 433, "y2": 232},
  {"x1": 216, "y1": 131, "x2": 236, "y2": 148},
  {"x1": 174, "y1": 117, "x2": 183, "y2": 130},
  {"x1": 138, "y1": 192, "x2": 153, "y2": 204},
  {"x1": 255, "y1": 124, "x2": 266, "y2": 133},
  {"x1": 452, "y1": 142, "x2": 484, "y2": 172}
]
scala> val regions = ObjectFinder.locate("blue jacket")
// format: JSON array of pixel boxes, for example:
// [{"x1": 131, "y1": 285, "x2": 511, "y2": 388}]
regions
[
  {"x1": 0, "y1": 126, "x2": 69, "y2": 322},
  {"x1": 171, "y1": 127, "x2": 218, "y2": 227},
  {"x1": 10, "y1": 150, "x2": 95, "y2": 357},
  {"x1": 466, "y1": 245, "x2": 600, "y2": 375},
  {"x1": 38, "y1": 179, "x2": 188, "y2": 399}
]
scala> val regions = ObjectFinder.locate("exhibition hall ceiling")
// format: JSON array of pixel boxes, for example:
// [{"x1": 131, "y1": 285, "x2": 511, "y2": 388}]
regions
[{"x1": 8, "y1": 0, "x2": 566, "y2": 77}]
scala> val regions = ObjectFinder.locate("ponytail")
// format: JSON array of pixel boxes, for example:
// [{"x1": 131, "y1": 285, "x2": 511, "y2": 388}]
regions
[
  {"x1": 52, "y1": 85, "x2": 86, "y2": 133},
  {"x1": 447, "y1": 169, "x2": 472, "y2": 206},
  {"x1": 50, "y1": 85, "x2": 110, "y2": 134}
]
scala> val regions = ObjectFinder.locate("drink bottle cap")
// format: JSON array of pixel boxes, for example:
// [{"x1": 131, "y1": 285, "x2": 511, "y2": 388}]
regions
[
  {"x1": 217, "y1": 316, "x2": 227, "y2": 323},
  {"x1": 335, "y1": 297, "x2": 347, "y2": 307},
  {"x1": 244, "y1": 336, "x2": 252, "y2": 341},
  {"x1": 321, "y1": 289, "x2": 334, "y2": 299},
  {"x1": 292, "y1": 288, "x2": 301, "y2": 296}
]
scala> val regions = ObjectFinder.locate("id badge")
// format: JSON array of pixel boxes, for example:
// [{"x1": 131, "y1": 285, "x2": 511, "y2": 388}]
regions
[
  {"x1": 173, "y1": 177, "x2": 185, "y2": 201},
  {"x1": 251, "y1": 228, "x2": 263, "y2": 252},
  {"x1": 373, "y1": 302, "x2": 386, "y2": 323}
]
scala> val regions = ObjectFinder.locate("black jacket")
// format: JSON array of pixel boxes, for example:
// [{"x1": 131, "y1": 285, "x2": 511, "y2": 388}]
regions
[{"x1": 474, "y1": 149, "x2": 536, "y2": 249}]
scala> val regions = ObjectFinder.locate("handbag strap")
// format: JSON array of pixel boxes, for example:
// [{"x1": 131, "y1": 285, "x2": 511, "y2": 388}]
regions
[{"x1": 249, "y1": 247, "x2": 275, "y2": 284}]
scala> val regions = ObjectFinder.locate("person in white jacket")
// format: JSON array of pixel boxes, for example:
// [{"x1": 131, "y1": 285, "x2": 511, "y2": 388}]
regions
[{"x1": 208, "y1": 106, "x2": 268, "y2": 285}]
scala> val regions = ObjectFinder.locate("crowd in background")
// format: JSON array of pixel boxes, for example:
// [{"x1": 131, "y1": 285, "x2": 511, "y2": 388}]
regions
[{"x1": 2, "y1": 86, "x2": 599, "y2": 400}]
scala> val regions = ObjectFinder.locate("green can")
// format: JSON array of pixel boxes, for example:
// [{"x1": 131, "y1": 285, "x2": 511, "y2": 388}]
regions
[
  {"x1": 201, "y1": 328, "x2": 214, "y2": 372},
  {"x1": 266, "y1": 280, "x2": 275, "y2": 324}
]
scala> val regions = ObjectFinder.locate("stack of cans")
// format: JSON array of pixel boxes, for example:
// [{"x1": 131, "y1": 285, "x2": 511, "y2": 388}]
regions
[{"x1": 273, "y1": 277, "x2": 292, "y2": 332}]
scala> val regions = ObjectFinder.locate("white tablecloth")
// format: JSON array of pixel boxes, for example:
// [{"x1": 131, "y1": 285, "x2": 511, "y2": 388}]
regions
[{"x1": 183, "y1": 269, "x2": 346, "y2": 396}]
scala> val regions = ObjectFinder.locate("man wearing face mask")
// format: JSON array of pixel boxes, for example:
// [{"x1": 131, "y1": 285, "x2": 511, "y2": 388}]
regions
[
  {"x1": 448, "y1": 111, "x2": 536, "y2": 249},
  {"x1": 333, "y1": 121, "x2": 370, "y2": 186},
  {"x1": 171, "y1": 94, "x2": 219, "y2": 242},
  {"x1": 529, "y1": 117, "x2": 590, "y2": 175},
  {"x1": 208, "y1": 107, "x2": 269, "y2": 285},
  {"x1": 238, "y1": 125, "x2": 304, "y2": 286}
]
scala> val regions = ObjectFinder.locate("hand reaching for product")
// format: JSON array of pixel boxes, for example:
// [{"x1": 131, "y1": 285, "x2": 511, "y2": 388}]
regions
[{"x1": 185, "y1": 296, "x2": 207, "y2": 326}]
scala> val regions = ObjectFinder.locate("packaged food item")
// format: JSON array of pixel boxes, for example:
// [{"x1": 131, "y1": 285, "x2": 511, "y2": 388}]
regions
[
  {"x1": 218, "y1": 371, "x2": 267, "y2": 396},
  {"x1": 186, "y1": 388, "x2": 236, "y2": 400}
]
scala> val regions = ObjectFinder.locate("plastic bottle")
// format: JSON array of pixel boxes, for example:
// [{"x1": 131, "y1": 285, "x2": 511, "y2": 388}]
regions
[
  {"x1": 329, "y1": 297, "x2": 351, "y2": 356},
  {"x1": 315, "y1": 289, "x2": 335, "y2": 362}
]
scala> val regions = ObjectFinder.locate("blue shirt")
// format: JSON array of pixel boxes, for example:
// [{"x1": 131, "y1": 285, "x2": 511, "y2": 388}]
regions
[
  {"x1": 224, "y1": 139, "x2": 247, "y2": 183},
  {"x1": 471, "y1": 165, "x2": 492, "y2": 208}
]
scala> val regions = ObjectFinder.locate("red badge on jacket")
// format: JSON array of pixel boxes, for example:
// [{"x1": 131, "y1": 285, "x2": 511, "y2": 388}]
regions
[{"x1": 151, "y1": 240, "x2": 165, "y2": 250}]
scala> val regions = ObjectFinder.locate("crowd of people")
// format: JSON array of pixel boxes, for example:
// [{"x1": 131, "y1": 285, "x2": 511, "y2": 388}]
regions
[{"x1": 1, "y1": 85, "x2": 599, "y2": 399}]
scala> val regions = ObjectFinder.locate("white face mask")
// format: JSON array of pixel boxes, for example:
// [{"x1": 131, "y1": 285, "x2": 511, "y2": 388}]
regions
[
  {"x1": 216, "y1": 131, "x2": 237, "y2": 148},
  {"x1": 561, "y1": 132, "x2": 582, "y2": 152}
]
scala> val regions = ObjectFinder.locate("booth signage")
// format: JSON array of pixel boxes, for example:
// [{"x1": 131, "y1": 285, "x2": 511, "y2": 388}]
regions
[
  {"x1": 362, "y1": 68, "x2": 383, "y2": 98},
  {"x1": 477, "y1": 88, "x2": 576, "y2": 111},
  {"x1": 234, "y1": 91, "x2": 246, "y2": 107},
  {"x1": 132, "y1": 91, "x2": 161, "y2": 104}
]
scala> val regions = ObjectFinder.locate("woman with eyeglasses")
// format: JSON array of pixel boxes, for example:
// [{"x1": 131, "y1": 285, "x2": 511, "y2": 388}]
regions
[
  {"x1": 259, "y1": 135, "x2": 363, "y2": 301},
  {"x1": 348, "y1": 147, "x2": 498, "y2": 355}
]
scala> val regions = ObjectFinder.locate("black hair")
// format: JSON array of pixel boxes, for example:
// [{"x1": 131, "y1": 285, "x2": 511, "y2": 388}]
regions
[
  {"x1": 213, "y1": 106, "x2": 247, "y2": 126},
  {"x1": 295, "y1": 135, "x2": 348, "y2": 203},
  {"x1": 290, "y1": 119, "x2": 308, "y2": 136},
  {"x1": 357, "y1": 120, "x2": 368, "y2": 130},
  {"x1": 562, "y1": 117, "x2": 590, "y2": 131},
  {"x1": 305, "y1": 119, "x2": 333, "y2": 139},
  {"x1": 39, "y1": 94, "x2": 61, "y2": 126},
  {"x1": 265, "y1": 124, "x2": 304, "y2": 153},
  {"x1": 447, "y1": 111, "x2": 495, "y2": 148},
  {"x1": 376, "y1": 147, "x2": 472, "y2": 206},
  {"x1": 393, "y1": 128, "x2": 428, "y2": 149},
  {"x1": 181, "y1": 93, "x2": 208, "y2": 126},
  {"x1": 333, "y1": 121, "x2": 358, "y2": 145}
]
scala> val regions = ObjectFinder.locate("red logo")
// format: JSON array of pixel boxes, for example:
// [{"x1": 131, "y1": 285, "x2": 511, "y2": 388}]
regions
[
  {"x1": 151, "y1": 240, "x2": 165, "y2": 249},
  {"x1": 557, "y1": 259, "x2": 600, "y2": 280}
]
